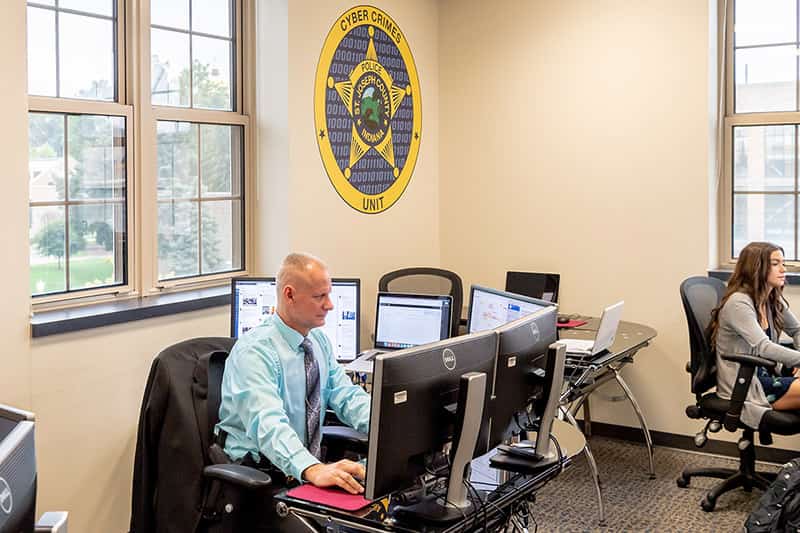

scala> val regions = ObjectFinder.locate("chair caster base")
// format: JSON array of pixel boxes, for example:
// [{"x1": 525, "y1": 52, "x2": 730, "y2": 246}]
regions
[{"x1": 701, "y1": 495, "x2": 716, "y2": 512}]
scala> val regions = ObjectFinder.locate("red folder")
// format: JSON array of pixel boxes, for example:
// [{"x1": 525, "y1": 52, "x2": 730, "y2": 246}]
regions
[
  {"x1": 556, "y1": 320, "x2": 587, "y2": 329},
  {"x1": 286, "y1": 484, "x2": 372, "y2": 511}
]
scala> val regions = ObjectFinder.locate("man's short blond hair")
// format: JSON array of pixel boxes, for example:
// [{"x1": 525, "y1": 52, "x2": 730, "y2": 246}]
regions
[{"x1": 276, "y1": 252, "x2": 327, "y2": 292}]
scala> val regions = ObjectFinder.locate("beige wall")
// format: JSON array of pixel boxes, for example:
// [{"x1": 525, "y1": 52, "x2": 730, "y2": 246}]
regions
[
  {"x1": 1, "y1": 2, "x2": 34, "y2": 412},
  {"x1": 31, "y1": 311, "x2": 229, "y2": 531},
  {"x1": 438, "y1": 0, "x2": 800, "y2": 449}
]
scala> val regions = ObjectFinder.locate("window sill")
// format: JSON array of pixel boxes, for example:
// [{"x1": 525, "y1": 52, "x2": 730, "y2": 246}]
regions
[
  {"x1": 30, "y1": 285, "x2": 230, "y2": 338},
  {"x1": 708, "y1": 269, "x2": 800, "y2": 286}
]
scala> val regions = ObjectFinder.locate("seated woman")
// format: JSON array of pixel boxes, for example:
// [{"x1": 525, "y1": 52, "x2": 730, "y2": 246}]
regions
[{"x1": 709, "y1": 241, "x2": 800, "y2": 430}]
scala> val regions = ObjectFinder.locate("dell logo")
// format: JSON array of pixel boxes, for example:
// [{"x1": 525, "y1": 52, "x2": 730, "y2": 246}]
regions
[
  {"x1": 442, "y1": 348, "x2": 457, "y2": 371},
  {"x1": 530, "y1": 322, "x2": 541, "y2": 344},
  {"x1": 0, "y1": 477, "x2": 12, "y2": 515}
]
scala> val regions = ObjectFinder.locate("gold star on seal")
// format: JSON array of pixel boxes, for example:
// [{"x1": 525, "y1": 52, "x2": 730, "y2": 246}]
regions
[{"x1": 326, "y1": 26, "x2": 411, "y2": 180}]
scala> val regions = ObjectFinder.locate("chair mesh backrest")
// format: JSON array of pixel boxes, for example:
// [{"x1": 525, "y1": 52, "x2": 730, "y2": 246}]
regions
[
  {"x1": 378, "y1": 267, "x2": 463, "y2": 337},
  {"x1": 680, "y1": 276, "x2": 727, "y2": 395}
]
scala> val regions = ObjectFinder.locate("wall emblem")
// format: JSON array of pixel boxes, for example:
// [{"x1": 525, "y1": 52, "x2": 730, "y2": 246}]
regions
[{"x1": 315, "y1": 6, "x2": 422, "y2": 214}]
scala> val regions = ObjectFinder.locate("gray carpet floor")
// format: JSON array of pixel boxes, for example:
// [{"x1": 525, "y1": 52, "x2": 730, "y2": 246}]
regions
[{"x1": 529, "y1": 436, "x2": 780, "y2": 532}]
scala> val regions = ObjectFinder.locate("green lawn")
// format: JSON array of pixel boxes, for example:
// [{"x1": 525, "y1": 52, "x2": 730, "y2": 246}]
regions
[{"x1": 31, "y1": 256, "x2": 115, "y2": 294}]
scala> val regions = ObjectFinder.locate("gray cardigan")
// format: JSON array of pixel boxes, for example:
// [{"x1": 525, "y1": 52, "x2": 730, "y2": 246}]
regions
[{"x1": 716, "y1": 291, "x2": 800, "y2": 428}]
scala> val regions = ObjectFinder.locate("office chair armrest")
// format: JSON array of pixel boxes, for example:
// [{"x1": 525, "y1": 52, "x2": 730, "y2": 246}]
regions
[
  {"x1": 322, "y1": 425, "x2": 368, "y2": 446},
  {"x1": 720, "y1": 353, "x2": 776, "y2": 370},
  {"x1": 324, "y1": 409, "x2": 345, "y2": 426},
  {"x1": 203, "y1": 464, "x2": 272, "y2": 490},
  {"x1": 722, "y1": 355, "x2": 763, "y2": 432}
]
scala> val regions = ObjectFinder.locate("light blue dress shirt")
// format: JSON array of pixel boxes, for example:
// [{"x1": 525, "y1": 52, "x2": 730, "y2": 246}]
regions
[{"x1": 216, "y1": 313, "x2": 370, "y2": 480}]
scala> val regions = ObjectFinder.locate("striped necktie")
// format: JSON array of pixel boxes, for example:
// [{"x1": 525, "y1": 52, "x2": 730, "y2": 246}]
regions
[{"x1": 300, "y1": 337, "x2": 321, "y2": 458}]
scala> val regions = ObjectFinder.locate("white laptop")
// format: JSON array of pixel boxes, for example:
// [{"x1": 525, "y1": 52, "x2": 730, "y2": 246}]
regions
[{"x1": 561, "y1": 301, "x2": 624, "y2": 357}]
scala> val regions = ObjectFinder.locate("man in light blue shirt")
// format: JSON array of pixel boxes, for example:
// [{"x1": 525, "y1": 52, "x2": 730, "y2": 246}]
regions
[{"x1": 216, "y1": 253, "x2": 370, "y2": 497}]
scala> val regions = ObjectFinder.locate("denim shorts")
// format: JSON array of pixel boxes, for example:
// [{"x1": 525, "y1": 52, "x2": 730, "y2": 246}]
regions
[{"x1": 757, "y1": 366, "x2": 795, "y2": 403}]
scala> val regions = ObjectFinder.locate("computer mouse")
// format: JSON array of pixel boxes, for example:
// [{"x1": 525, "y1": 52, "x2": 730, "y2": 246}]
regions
[{"x1": 557, "y1": 316, "x2": 570, "y2": 324}]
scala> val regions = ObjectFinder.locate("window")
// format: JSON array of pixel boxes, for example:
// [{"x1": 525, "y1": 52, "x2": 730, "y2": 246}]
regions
[
  {"x1": 27, "y1": 0, "x2": 251, "y2": 305},
  {"x1": 722, "y1": 0, "x2": 800, "y2": 262}
]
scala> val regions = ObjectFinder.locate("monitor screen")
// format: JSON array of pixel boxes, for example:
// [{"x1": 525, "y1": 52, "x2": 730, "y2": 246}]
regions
[
  {"x1": 230, "y1": 277, "x2": 278, "y2": 338},
  {"x1": 230, "y1": 277, "x2": 361, "y2": 361},
  {"x1": 505, "y1": 271, "x2": 560, "y2": 303},
  {"x1": 365, "y1": 329, "x2": 498, "y2": 501},
  {"x1": 467, "y1": 284, "x2": 556, "y2": 334},
  {"x1": 373, "y1": 293, "x2": 452, "y2": 350}
]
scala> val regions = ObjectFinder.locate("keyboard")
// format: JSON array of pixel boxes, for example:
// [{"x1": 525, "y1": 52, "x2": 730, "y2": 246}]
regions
[
  {"x1": 344, "y1": 349, "x2": 386, "y2": 373},
  {"x1": 560, "y1": 338, "x2": 595, "y2": 355}
]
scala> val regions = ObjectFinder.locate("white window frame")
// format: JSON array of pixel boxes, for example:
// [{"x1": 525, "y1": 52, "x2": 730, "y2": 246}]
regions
[
  {"x1": 720, "y1": 0, "x2": 800, "y2": 269},
  {"x1": 29, "y1": 0, "x2": 255, "y2": 310}
]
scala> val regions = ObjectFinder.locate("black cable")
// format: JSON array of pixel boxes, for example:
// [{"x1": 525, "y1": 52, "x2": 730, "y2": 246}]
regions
[
  {"x1": 473, "y1": 477, "x2": 516, "y2": 531},
  {"x1": 549, "y1": 433, "x2": 565, "y2": 473},
  {"x1": 465, "y1": 478, "x2": 489, "y2": 532},
  {"x1": 463, "y1": 478, "x2": 483, "y2": 531}
]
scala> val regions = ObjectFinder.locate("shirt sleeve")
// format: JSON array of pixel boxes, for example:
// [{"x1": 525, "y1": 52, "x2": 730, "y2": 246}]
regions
[
  {"x1": 721, "y1": 295, "x2": 800, "y2": 367},
  {"x1": 324, "y1": 351, "x2": 371, "y2": 434},
  {"x1": 225, "y1": 342, "x2": 320, "y2": 480}
]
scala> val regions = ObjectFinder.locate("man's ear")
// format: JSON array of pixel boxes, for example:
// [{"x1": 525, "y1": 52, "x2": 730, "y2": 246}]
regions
[{"x1": 283, "y1": 285, "x2": 295, "y2": 302}]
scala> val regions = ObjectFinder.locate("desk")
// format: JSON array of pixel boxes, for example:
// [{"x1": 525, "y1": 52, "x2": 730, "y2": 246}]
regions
[
  {"x1": 275, "y1": 419, "x2": 586, "y2": 532},
  {"x1": 557, "y1": 318, "x2": 657, "y2": 526}
]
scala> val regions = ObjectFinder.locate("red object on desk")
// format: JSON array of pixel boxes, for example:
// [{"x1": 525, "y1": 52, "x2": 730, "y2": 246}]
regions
[
  {"x1": 286, "y1": 484, "x2": 372, "y2": 511},
  {"x1": 557, "y1": 320, "x2": 587, "y2": 328}
]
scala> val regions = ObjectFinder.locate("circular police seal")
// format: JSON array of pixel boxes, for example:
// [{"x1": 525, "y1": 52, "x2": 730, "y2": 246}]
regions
[
  {"x1": 315, "y1": 6, "x2": 422, "y2": 214},
  {"x1": 0, "y1": 477, "x2": 12, "y2": 515}
]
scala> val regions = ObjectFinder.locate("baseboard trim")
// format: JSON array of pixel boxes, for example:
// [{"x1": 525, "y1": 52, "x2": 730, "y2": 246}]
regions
[{"x1": 580, "y1": 421, "x2": 797, "y2": 465}]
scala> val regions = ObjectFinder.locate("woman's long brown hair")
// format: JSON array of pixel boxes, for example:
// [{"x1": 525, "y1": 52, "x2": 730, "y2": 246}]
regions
[{"x1": 709, "y1": 241, "x2": 786, "y2": 346}]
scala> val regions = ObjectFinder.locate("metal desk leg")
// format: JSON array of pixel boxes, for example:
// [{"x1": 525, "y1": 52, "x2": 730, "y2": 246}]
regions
[
  {"x1": 612, "y1": 367, "x2": 656, "y2": 479},
  {"x1": 560, "y1": 406, "x2": 606, "y2": 526},
  {"x1": 583, "y1": 395, "x2": 592, "y2": 437}
]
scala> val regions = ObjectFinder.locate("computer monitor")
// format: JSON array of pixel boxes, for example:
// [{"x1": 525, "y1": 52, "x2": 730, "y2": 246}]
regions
[
  {"x1": 505, "y1": 271, "x2": 560, "y2": 303},
  {"x1": 365, "y1": 330, "x2": 498, "y2": 524},
  {"x1": 373, "y1": 293, "x2": 452, "y2": 350},
  {"x1": 230, "y1": 276, "x2": 278, "y2": 338},
  {"x1": 467, "y1": 284, "x2": 555, "y2": 334},
  {"x1": 0, "y1": 405, "x2": 36, "y2": 533},
  {"x1": 230, "y1": 276, "x2": 361, "y2": 361},
  {"x1": 489, "y1": 306, "x2": 558, "y2": 449}
]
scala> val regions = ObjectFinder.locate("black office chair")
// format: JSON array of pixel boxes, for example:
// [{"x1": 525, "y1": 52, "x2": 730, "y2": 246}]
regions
[
  {"x1": 130, "y1": 337, "x2": 271, "y2": 533},
  {"x1": 130, "y1": 337, "x2": 368, "y2": 533},
  {"x1": 378, "y1": 267, "x2": 464, "y2": 337},
  {"x1": 505, "y1": 271, "x2": 560, "y2": 303},
  {"x1": 677, "y1": 276, "x2": 800, "y2": 511}
]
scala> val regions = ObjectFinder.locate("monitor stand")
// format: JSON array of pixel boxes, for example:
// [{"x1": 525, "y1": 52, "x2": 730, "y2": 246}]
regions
[
  {"x1": 394, "y1": 372, "x2": 487, "y2": 525},
  {"x1": 489, "y1": 342, "x2": 567, "y2": 473},
  {"x1": 531, "y1": 342, "x2": 567, "y2": 466}
]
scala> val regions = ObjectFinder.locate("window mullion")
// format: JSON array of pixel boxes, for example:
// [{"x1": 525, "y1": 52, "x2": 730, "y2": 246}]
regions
[
  {"x1": 188, "y1": 0, "x2": 194, "y2": 109},
  {"x1": 197, "y1": 125, "x2": 202, "y2": 275}
]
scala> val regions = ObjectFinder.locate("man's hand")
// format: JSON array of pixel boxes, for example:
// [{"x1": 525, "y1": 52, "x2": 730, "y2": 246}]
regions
[{"x1": 302, "y1": 459, "x2": 366, "y2": 494}]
